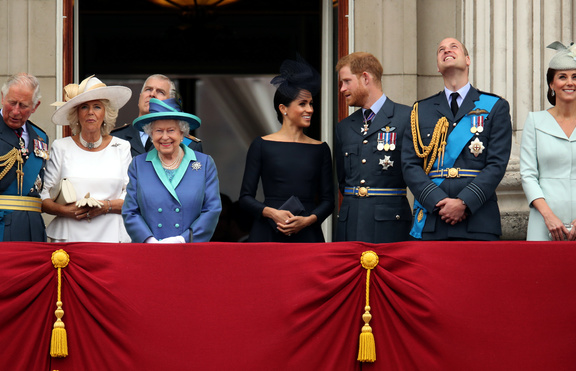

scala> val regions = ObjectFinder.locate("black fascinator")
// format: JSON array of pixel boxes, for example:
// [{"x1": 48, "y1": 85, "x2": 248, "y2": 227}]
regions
[{"x1": 270, "y1": 56, "x2": 321, "y2": 100}]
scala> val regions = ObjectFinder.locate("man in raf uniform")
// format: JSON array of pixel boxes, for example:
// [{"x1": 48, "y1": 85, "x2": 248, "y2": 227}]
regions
[
  {"x1": 401, "y1": 37, "x2": 512, "y2": 240},
  {"x1": 112, "y1": 74, "x2": 203, "y2": 156},
  {"x1": 334, "y1": 52, "x2": 413, "y2": 243},
  {"x1": 0, "y1": 73, "x2": 49, "y2": 241}
]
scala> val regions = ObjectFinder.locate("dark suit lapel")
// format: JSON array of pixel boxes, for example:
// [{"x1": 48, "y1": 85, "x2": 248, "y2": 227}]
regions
[
  {"x1": 126, "y1": 125, "x2": 146, "y2": 155},
  {"x1": 25, "y1": 122, "x2": 38, "y2": 153},
  {"x1": 456, "y1": 87, "x2": 480, "y2": 122},
  {"x1": 346, "y1": 109, "x2": 366, "y2": 138},
  {"x1": 0, "y1": 116, "x2": 20, "y2": 148},
  {"x1": 433, "y1": 91, "x2": 453, "y2": 121}
]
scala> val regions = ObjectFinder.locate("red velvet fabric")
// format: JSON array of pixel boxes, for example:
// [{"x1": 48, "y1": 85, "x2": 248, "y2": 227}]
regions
[{"x1": 1, "y1": 241, "x2": 575, "y2": 370}]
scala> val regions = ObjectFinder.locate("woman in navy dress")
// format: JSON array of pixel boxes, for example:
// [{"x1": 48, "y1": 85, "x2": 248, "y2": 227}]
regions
[{"x1": 239, "y1": 58, "x2": 334, "y2": 242}]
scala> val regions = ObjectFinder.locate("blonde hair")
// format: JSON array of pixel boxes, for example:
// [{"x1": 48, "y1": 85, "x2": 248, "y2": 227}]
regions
[{"x1": 66, "y1": 99, "x2": 118, "y2": 136}]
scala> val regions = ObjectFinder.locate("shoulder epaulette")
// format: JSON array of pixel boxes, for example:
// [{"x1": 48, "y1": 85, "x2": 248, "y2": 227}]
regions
[
  {"x1": 111, "y1": 123, "x2": 132, "y2": 132},
  {"x1": 477, "y1": 90, "x2": 502, "y2": 99},
  {"x1": 415, "y1": 91, "x2": 443, "y2": 105},
  {"x1": 28, "y1": 120, "x2": 47, "y2": 135},
  {"x1": 186, "y1": 134, "x2": 202, "y2": 143}
]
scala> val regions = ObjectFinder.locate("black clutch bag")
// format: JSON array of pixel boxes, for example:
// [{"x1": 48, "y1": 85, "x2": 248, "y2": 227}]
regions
[{"x1": 268, "y1": 196, "x2": 306, "y2": 230}]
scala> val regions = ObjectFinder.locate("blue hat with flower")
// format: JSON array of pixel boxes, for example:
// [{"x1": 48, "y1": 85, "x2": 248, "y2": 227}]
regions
[
  {"x1": 133, "y1": 98, "x2": 201, "y2": 132},
  {"x1": 548, "y1": 41, "x2": 576, "y2": 70}
]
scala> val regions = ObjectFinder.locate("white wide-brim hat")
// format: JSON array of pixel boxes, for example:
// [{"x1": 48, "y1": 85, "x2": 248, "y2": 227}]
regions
[{"x1": 51, "y1": 75, "x2": 132, "y2": 126}]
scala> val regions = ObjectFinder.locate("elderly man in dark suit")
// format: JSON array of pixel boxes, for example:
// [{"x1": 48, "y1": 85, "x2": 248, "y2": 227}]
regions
[
  {"x1": 402, "y1": 37, "x2": 512, "y2": 240},
  {"x1": 334, "y1": 52, "x2": 413, "y2": 243},
  {"x1": 0, "y1": 73, "x2": 49, "y2": 241},
  {"x1": 112, "y1": 74, "x2": 202, "y2": 156}
]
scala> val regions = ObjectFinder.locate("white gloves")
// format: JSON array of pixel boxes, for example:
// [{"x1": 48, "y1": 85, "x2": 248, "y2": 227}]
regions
[
  {"x1": 76, "y1": 192, "x2": 104, "y2": 208},
  {"x1": 160, "y1": 236, "x2": 186, "y2": 244},
  {"x1": 144, "y1": 236, "x2": 185, "y2": 244}
]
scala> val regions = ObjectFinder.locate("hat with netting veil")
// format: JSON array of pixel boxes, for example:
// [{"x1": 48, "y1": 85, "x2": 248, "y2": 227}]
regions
[
  {"x1": 548, "y1": 41, "x2": 576, "y2": 70},
  {"x1": 270, "y1": 56, "x2": 321, "y2": 99}
]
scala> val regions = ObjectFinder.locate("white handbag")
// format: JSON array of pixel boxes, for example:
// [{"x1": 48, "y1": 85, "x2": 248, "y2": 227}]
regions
[{"x1": 50, "y1": 178, "x2": 77, "y2": 205}]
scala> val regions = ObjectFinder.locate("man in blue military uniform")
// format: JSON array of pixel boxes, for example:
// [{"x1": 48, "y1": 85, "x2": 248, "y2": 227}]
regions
[
  {"x1": 112, "y1": 74, "x2": 203, "y2": 156},
  {"x1": 334, "y1": 52, "x2": 413, "y2": 243},
  {"x1": 402, "y1": 37, "x2": 512, "y2": 240},
  {"x1": 0, "y1": 73, "x2": 49, "y2": 241}
]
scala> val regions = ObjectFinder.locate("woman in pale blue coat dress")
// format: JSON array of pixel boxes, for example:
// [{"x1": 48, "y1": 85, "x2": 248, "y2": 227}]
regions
[
  {"x1": 520, "y1": 41, "x2": 576, "y2": 241},
  {"x1": 122, "y1": 98, "x2": 221, "y2": 243}
]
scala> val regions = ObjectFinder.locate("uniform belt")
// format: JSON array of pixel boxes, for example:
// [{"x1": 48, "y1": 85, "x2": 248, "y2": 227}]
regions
[
  {"x1": 428, "y1": 168, "x2": 480, "y2": 179},
  {"x1": 0, "y1": 195, "x2": 42, "y2": 212},
  {"x1": 344, "y1": 187, "x2": 406, "y2": 197}
]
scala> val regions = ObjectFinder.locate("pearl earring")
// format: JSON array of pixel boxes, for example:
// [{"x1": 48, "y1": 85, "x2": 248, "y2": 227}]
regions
[{"x1": 283, "y1": 112, "x2": 287, "y2": 116}]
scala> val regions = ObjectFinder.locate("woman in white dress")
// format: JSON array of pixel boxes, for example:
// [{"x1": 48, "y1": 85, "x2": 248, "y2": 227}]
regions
[
  {"x1": 520, "y1": 42, "x2": 576, "y2": 241},
  {"x1": 40, "y1": 75, "x2": 132, "y2": 242}
]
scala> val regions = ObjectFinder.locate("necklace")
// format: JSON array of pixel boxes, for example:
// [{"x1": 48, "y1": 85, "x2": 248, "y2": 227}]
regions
[
  {"x1": 79, "y1": 135, "x2": 102, "y2": 149},
  {"x1": 159, "y1": 148, "x2": 183, "y2": 169}
]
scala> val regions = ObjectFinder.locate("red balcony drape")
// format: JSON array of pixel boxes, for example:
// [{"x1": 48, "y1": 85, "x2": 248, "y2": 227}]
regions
[{"x1": 1, "y1": 241, "x2": 575, "y2": 370}]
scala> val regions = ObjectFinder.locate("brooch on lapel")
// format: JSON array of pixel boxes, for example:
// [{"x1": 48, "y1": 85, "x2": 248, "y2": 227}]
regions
[{"x1": 191, "y1": 161, "x2": 202, "y2": 171}]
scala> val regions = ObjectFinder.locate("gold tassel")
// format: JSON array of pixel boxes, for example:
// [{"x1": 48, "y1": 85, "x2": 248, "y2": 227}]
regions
[
  {"x1": 50, "y1": 249, "x2": 70, "y2": 358},
  {"x1": 358, "y1": 251, "x2": 379, "y2": 363}
]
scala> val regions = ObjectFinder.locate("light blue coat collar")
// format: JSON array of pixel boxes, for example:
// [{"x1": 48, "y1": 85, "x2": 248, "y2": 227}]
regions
[{"x1": 146, "y1": 144, "x2": 198, "y2": 204}]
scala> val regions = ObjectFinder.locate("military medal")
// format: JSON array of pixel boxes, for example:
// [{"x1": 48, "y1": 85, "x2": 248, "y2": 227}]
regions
[
  {"x1": 34, "y1": 174, "x2": 43, "y2": 193},
  {"x1": 34, "y1": 139, "x2": 49, "y2": 160},
  {"x1": 379, "y1": 155, "x2": 394, "y2": 170},
  {"x1": 361, "y1": 123, "x2": 369, "y2": 135},
  {"x1": 16, "y1": 130, "x2": 28, "y2": 158},
  {"x1": 468, "y1": 109, "x2": 488, "y2": 135},
  {"x1": 389, "y1": 132, "x2": 397, "y2": 151},
  {"x1": 361, "y1": 110, "x2": 375, "y2": 135},
  {"x1": 377, "y1": 132, "x2": 385, "y2": 151},
  {"x1": 469, "y1": 137, "x2": 485, "y2": 157},
  {"x1": 476, "y1": 116, "x2": 484, "y2": 133}
]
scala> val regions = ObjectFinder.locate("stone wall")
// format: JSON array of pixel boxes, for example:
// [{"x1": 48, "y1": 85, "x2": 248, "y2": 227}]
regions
[{"x1": 0, "y1": 0, "x2": 58, "y2": 141}]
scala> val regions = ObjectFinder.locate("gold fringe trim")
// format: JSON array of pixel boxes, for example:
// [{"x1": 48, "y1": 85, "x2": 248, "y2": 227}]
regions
[
  {"x1": 410, "y1": 102, "x2": 449, "y2": 174},
  {"x1": 50, "y1": 249, "x2": 70, "y2": 358},
  {"x1": 0, "y1": 148, "x2": 23, "y2": 194},
  {"x1": 357, "y1": 251, "x2": 379, "y2": 363}
]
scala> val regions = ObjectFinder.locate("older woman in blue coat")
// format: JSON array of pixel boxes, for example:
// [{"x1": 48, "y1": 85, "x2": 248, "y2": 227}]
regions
[{"x1": 122, "y1": 98, "x2": 221, "y2": 243}]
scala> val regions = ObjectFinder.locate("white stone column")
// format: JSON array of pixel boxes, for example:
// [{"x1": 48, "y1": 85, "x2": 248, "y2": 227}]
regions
[{"x1": 460, "y1": 0, "x2": 575, "y2": 238}]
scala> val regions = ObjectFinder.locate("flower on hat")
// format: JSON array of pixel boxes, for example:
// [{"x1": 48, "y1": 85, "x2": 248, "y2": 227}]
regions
[
  {"x1": 547, "y1": 41, "x2": 576, "y2": 70},
  {"x1": 567, "y1": 43, "x2": 576, "y2": 61}
]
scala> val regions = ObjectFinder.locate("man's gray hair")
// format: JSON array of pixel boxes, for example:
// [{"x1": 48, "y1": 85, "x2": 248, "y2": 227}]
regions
[{"x1": 1, "y1": 73, "x2": 41, "y2": 105}]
